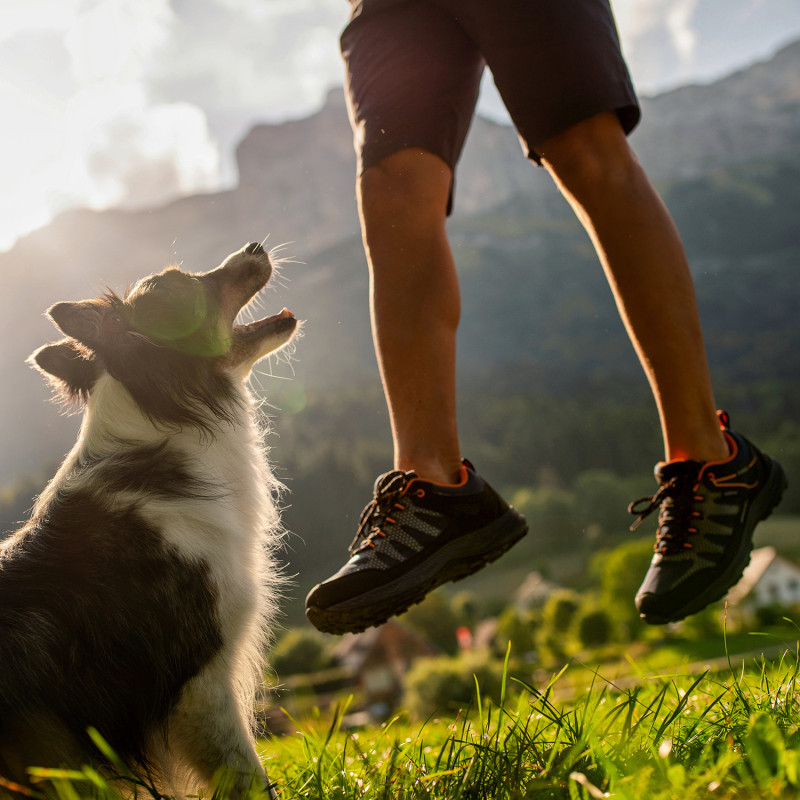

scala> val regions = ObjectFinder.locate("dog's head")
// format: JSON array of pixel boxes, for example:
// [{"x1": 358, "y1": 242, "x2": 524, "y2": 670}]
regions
[{"x1": 31, "y1": 242, "x2": 298, "y2": 429}]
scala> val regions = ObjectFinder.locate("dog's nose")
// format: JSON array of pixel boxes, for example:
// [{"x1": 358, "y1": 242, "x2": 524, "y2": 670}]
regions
[{"x1": 244, "y1": 242, "x2": 265, "y2": 256}]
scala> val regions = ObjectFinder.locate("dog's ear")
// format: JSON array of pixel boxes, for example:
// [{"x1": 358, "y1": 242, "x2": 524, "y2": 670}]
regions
[
  {"x1": 47, "y1": 300, "x2": 104, "y2": 348},
  {"x1": 29, "y1": 340, "x2": 101, "y2": 404}
]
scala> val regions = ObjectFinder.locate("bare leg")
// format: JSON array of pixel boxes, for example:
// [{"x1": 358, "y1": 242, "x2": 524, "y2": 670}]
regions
[
  {"x1": 358, "y1": 148, "x2": 463, "y2": 483},
  {"x1": 537, "y1": 112, "x2": 728, "y2": 463}
]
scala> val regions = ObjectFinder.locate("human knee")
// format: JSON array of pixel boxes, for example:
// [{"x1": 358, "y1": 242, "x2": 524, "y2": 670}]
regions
[
  {"x1": 538, "y1": 112, "x2": 643, "y2": 196},
  {"x1": 358, "y1": 149, "x2": 451, "y2": 232}
]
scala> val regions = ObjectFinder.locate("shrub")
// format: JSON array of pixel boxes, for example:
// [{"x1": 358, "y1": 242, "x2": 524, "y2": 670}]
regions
[
  {"x1": 573, "y1": 604, "x2": 614, "y2": 649},
  {"x1": 271, "y1": 628, "x2": 332, "y2": 676},
  {"x1": 509, "y1": 485, "x2": 583, "y2": 552},
  {"x1": 403, "y1": 653, "x2": 504, "y2": 717},
  {"x1": 494, "y1": 606, "x2": 539, "y2": 659},
  {"x1": 401, "y1": 592, "x2": 461, "y2": 655},
  {"x1": 537, "y1": 589, "x2": 580, "y2": 662},
  {"x1": 590, "y1": 537, "x2": 654, "y2": 638}
]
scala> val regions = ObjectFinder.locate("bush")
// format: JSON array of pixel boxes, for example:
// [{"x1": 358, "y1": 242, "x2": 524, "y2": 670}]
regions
[
  {"x1": 753, "y1": 603, "x2": 791, "y2": 629},
  {"x1": 401, "y1": 592, "x2": 461, "y2": 655},
  {"x1": 537, "y1": 589, "x2": 580, "y2": 663},
  {"x1": 451, "y1": 590, "x2": 483, "y2": 628},
  {"x1": 509, "y1": 486, "x2": 583, "y2": 553},
  {"x1": 572, "y1": 604, "x2": 614, "y2": 649},
  {"x1": 590, "y1": 537, "x2": 654, "y2": 639},
  {"x1": 494, "y1": 606, "x2": 539, "y2": 660},
  {"x1": 271, "y1": 628, "x2": 332, "y2": 676},
  {"x1": 403, "y1": 653, "x2": 504, "y2": 717},
  {"x1": 571, "y1": 469, "x2": 653, "y2": 542},
  {"x1": 541, "y1": 589, "x2": 580, "y2": 631}
]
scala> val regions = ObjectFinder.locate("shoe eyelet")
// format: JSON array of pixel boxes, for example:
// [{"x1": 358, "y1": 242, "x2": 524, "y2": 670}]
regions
[{"x1": 415, "y1": 489, "x2": 426, "y2": 498}]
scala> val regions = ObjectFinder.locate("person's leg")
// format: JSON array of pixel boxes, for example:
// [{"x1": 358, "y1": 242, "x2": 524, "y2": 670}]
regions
[
  {"x1": 339, "y1": 0, "x2": 485, "y2": 481},
  {"x1": 535, "y1": 111, "x2": 728, "y2": 463},
  {"x1": 357, "y1": 148, "x2": 462, "y2": 484},
  {"x1": 535, "y1": 111, "x2": 786, "y2": 625},
  {"x1": 306, "y1": 157, "x2": 531, "y2": 634},
  {"x1": 306, "y1": 4, "x2": 528, "y2": 635},
  {"x1": 449, "y1": 0, "x2": 785, "y2": 625}
]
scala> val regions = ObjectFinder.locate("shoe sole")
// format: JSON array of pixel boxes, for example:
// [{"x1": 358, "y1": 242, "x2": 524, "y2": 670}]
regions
[
  {"x1": 306, "y1": 508, "x2": 529, "y2": 635},
  {"x1": 639, "y1": 454, "x2": 789, "y2": 625}
]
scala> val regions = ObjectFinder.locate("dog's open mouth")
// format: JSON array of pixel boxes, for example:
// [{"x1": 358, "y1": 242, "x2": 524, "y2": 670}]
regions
[
  {"x1": 233, "y1": 307, "x2": 295, "y2": 343},
  {"x1": 227, "y1": 304, "x2": 297, "y2": 366}
]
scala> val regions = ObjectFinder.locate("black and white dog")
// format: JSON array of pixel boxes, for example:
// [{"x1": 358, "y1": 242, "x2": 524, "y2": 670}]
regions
[{"x1": 0, "y1": 243, "x2": 297, "y2": 797}]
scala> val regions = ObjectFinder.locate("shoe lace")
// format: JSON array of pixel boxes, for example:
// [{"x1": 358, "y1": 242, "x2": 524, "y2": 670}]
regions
[
  {"x1": 628, "y1": 471, "x2": 702, "y2": 555},
  {"x1": 349, "y1": 470, "x2": 412, "y2": 555}
]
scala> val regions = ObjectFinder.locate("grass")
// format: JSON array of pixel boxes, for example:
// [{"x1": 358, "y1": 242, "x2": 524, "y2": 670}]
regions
[
  {"x1": 257, "y1": 630, "x2": 800, "y2": 799},
  {"x1": 8, "y1": 634, "x2": 800, "y2": 799}
]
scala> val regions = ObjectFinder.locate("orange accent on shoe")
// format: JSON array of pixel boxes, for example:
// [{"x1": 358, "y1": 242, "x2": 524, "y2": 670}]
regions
[{"x1": 706, "y1": 457, "x2": 760, "y2": 490}]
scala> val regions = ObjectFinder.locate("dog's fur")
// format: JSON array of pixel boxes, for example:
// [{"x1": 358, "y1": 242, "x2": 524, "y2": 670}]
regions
[{"x1": 0, "y1": 243, "x2": 297, "y2": 797}]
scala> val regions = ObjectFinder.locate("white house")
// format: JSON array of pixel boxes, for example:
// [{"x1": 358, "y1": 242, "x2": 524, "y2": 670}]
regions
[{"x1": 727, "y1": 547, "x2": 800, "y2": 611}]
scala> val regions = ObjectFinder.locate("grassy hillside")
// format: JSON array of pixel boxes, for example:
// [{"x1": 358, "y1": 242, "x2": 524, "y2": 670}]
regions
[{"x1": 31, "y1": 644, "x2": 800, "y2": 799}]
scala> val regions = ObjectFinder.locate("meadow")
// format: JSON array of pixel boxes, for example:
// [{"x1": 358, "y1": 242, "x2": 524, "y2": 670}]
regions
[{"x1": 14, "y1": 632, "x2": 800, "y2": 800}]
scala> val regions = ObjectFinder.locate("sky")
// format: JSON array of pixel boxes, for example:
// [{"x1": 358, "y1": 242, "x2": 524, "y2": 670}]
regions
[{"x1": 1, "y1": 0, "x2": 799, "y2": 252}]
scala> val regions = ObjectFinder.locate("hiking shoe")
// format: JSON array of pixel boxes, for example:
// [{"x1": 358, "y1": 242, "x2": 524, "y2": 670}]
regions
[
  {"x1": 305, "y1": 460, "x2": 528, "y2": 634},
  {"x1": 631, "y1": 411, "x2": 787, "y2": 625}
]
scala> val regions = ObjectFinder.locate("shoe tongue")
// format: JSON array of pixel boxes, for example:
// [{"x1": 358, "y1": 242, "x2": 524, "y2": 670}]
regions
[
  {"x1": 374, "y1": 469, "x2": 415, "y2": 495},
  {"x1": 655, "y1": 459, "x2": 702, "y2": 484}
]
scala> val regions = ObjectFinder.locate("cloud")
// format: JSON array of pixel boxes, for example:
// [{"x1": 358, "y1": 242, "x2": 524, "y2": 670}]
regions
[
  {"x1": 613, "y1": 0, "x2": 702, "y2": 89},
  {"x1": 616, "y1": 0, "x2": 800, "y2": 92},
  {"x1": 1, "y1": 0, "x2": 799, "y2": 252},
  {"x1": 146, "y1": 0, "x2": 347, "y2": 183},
  {"x1": 0, "y1": 0, "x2": 224, "y2": 248}
]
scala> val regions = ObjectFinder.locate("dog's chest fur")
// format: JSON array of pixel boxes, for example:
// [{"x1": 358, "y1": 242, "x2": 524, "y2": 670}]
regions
[{"x1": 77, "y1": 374, "x2": 276, "y2": 629}]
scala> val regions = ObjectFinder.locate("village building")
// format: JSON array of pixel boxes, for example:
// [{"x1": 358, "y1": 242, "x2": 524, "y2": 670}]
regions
[
  {"x1": 333, "y1": 621, "x2": 438, "y2": 719},
  {"x1": 727, "y1": 546, "x2": 800, "y2": 620}
]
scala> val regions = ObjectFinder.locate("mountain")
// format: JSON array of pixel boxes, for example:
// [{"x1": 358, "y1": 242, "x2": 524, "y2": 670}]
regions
[
  {"x1": 632, "y1": 38, "x2": 800, "y2": 179},
  {"x1": 0, "y1": 39, "x2": 798, "y2": 491}
]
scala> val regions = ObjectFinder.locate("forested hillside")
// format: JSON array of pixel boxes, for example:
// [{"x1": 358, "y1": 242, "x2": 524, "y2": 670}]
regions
[{"x1": 1, "y1": 43, "x2": 798, "y2": 621}]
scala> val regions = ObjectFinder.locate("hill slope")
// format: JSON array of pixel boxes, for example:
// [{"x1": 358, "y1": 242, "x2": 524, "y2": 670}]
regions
[{"x1": 0, "y1": 43, "x2": 798, "y2": 613}]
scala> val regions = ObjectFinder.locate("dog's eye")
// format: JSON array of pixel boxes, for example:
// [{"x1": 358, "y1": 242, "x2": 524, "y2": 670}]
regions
[{"x1": 106, "y1": 312, "x2": 125, "y2": 331}]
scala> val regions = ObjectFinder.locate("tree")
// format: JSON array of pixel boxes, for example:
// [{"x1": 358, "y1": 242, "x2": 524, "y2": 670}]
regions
[
  {"x1": 590, "y1": 538, "x2": 654, "y2": 639},
  {"x1": 571, "y1": 469, "x2": 653, "y2": 543}
]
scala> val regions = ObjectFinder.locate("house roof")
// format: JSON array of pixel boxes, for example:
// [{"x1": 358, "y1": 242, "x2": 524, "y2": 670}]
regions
[
  {"x1": 333, "y1": 620, "x2": 436, "y2": 671},
  {"x1": 513, "y1": 571, "x2": 560, "y2": 609}
]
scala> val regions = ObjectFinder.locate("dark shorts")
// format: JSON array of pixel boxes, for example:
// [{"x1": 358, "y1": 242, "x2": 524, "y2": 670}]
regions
[{"x1": 342, "y1": 0, "x2": 640, "y2": 205}]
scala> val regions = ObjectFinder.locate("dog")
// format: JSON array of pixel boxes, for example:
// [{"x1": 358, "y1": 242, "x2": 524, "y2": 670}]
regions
[{"x1": 0, "y1": 243, "x2": 297, "y2": 798}]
